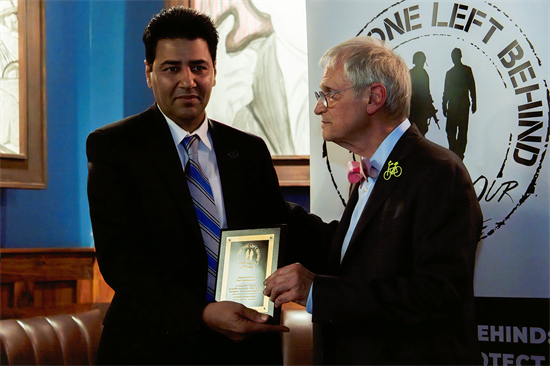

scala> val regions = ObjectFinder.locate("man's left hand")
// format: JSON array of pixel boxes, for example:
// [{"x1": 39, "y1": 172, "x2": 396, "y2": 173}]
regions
[{"x1": 263, "y1": 263, "x2": 314, "y2": 308}]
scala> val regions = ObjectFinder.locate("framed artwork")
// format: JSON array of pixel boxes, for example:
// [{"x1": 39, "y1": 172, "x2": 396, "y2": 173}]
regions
[
  {"x1": 164, "y1": 0, "x2": 309, "y2": 186},
  {"x1": 0, "y1": 0, "x2": 47, "y2": 189}
]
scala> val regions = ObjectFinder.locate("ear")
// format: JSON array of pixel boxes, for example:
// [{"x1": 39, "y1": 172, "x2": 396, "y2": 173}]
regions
[
  {"x1": 366, "y1": 83, "x2": 386, "y2": 115},
  {"x1": 213, "y1": 59, "x2": 217, "y2": 87},
  {"x1": 144, "y1": 60, "x2": 153, "y2": 89}
]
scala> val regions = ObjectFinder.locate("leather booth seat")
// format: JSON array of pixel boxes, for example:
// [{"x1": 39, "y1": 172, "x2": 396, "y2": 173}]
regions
[
  {"x1": 0, "y1": 303, "x2": 313, "y2": 365},
  {"x1": 0, "y1": 305, "x2": 108, "y2": 365}
]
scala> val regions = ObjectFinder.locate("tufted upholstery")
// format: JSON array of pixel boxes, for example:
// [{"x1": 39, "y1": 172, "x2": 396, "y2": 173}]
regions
[
  {"x1": 0, "y1": 303, "x2": 313, "y2": 365},
  {"x1": 0, "y1": 305, "x2": 107, "y2": 366}
]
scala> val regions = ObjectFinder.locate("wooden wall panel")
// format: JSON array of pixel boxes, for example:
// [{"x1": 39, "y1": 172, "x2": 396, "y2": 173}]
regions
[
  {"x1": 0, "y1": 248, "x2": 114, "y2": 319},
  {"x1": 1, "y1": 282, "x2": 13, "y2": 308},
  {"x1": 33, "y1": 281, "x2": 76, "y2": 307}
]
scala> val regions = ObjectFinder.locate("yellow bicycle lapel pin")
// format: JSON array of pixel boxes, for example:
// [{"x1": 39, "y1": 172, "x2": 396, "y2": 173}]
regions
[{"x1": 383, "y1": 161, "x2": 402, "y2": 180}]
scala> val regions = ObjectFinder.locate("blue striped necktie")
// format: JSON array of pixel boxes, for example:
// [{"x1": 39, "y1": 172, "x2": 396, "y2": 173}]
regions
[{"x1": 182, "y1": 135, "x2": 220, "y2": 302}]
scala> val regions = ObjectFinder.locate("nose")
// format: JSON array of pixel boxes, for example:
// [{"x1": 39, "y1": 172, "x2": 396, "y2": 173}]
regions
[
  {"x1": 178, "y1": 67, "x2": 196, "y2": 89},
  {"x1": 313, "y1": 97, "x2": 326, "y2": 115}
]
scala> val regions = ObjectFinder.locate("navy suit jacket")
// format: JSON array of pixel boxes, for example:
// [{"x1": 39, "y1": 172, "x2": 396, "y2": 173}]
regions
[
  {"x1": 87, "y1": 104, "x2": 288, "y2": 365},
  {"x1": 293, "y1": 124, "x2": 482, "y2": 365}
]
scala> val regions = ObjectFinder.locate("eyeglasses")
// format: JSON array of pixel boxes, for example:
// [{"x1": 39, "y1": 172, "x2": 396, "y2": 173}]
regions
[{"x1": 314, "y1": 86, "x2": 354, "y2": 108}]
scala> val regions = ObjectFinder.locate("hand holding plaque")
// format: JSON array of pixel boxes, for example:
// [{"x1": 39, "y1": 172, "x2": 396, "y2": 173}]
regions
[
  {"x1": 202, "y1": 301, "x2": 289, "y2": 342},
  {"x1": 215, "y1": 227, "x2": 284, "y2": 316},
  {"x1": 263, "y1": 262, "x2": 314, "y2": 308}
]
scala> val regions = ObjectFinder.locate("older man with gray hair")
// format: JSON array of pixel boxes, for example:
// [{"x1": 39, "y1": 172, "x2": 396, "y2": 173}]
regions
[{"x1": 265, "y1": 36, "x2": 482, "y2": 365}]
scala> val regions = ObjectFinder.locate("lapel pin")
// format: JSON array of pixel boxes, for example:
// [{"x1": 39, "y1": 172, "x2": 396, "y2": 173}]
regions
[{"x1": 383, "y1": 161, "x2": 402, "y2": 180}]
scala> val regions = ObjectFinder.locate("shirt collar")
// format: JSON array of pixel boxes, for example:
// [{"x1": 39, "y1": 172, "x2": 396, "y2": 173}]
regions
[
  {"x1": 366, "y1": 119, "x2": 411, "y2": 172},
  {"x1": 159, "y1": 105, "x2": 213, "y2": 151}
]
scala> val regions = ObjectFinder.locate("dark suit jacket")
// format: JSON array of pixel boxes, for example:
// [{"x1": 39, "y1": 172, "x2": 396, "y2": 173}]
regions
[
  {"x1": 87, "y1": 104, "x2": 288, "y2": 365},
  {"x1": 296, "y1": 124, "x2": 482, "y2": 365}
]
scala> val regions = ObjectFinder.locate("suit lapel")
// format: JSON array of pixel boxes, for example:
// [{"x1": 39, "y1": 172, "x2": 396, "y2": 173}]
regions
[
  {"x1": 340, "y1": 124, "x2": 423, "y2": 267},
  {"x1": 328, "y1": 185, "x2": 359, "y2": 271},
  {"x1": 208, "y1": 119, "x2": 242, "y2": 228},
  {"x1": 143, "y1": 105, "x2": 202, "y2": 242}
]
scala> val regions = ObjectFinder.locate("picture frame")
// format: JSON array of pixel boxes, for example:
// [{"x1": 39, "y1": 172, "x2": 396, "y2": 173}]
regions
[{"x1": 0, "y1": 0, "x2": 47, "y2": 189}]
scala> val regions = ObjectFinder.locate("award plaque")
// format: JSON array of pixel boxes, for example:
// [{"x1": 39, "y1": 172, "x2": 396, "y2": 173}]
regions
[{"x1": 215, "y1": 227, "x2": 283, "y2": 316}]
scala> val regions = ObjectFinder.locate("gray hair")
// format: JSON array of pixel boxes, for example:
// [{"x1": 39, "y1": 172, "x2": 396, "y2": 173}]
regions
[{"x1": 320, "y1": 36, "x2": 411, "y2": 120}]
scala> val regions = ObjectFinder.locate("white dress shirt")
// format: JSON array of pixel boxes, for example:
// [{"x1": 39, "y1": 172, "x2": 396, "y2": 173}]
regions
[
  {"x1": 160, "y1": 107, "x2": 227, "y2": 229},
  {"x1": 339, "y1": 119, "x2": 411, "y2": 262}
]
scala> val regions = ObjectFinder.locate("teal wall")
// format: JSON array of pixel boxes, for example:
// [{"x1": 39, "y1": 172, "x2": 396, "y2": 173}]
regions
[{"x1": 0, "y1": 0, "x2": 162, "y2": 248}]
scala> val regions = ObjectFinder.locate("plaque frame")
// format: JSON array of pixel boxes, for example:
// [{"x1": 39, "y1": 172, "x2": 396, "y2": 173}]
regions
[{"x1": 215, "y1": 226, "x2": 283, "y2": 316}]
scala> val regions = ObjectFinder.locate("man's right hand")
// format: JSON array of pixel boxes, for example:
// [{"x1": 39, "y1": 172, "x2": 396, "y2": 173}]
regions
[{"x1": 202, "y1": 301, "x2": 289, "y2": 342}]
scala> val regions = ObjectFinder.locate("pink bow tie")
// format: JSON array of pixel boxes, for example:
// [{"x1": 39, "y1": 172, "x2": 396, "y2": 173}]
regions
[{"x1": 347, "y1": 159, "x2": 378, "y2": 184}]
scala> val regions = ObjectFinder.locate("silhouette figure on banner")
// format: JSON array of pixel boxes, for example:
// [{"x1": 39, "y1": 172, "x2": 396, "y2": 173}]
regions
[
  {"x1": 409, "y1": 51, "x2": 439, "y2": 136},
  {"x1": 442, "y1": 48, "x2": 477, "y2": 160}
]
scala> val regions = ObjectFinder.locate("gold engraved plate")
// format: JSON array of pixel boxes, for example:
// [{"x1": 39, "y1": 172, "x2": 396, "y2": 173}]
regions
[{"x1": 215, "y1": 227, "x2": 282, "y2": 316}]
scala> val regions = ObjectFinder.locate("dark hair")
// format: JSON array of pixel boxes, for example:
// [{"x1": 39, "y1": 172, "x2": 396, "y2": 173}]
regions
[{"x1": 143, "y1": 6, "x2": 219, "y2": 65}]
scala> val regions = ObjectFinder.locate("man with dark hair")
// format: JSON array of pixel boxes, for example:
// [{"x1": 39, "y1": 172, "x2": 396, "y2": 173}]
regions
[
  {"x1": 87, "y1": 6, "x2": 288, "y2": 365},
  {"x1": 265, "y1": 36, "x2": 482, "y2": 365}
]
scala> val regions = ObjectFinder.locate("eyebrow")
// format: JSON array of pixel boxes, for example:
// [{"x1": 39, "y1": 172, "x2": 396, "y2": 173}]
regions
[
  {"x1": 189, "y1": 59, "x2": 209, "y2": 65},
  {"x1": 158, "y1": 59, "x2": 209, "y2": 67},
  {"x1": 320, "y1": 84, "x2": 334, "y2": 93},
  {"x1": 158, "y1": 60, "x2": 181, "y2": 68}
]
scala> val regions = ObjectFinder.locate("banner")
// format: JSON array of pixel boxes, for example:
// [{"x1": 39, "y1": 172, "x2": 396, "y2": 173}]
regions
[{"x1": 307, "y1": 1, "x2": 549, "y2": 364}]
